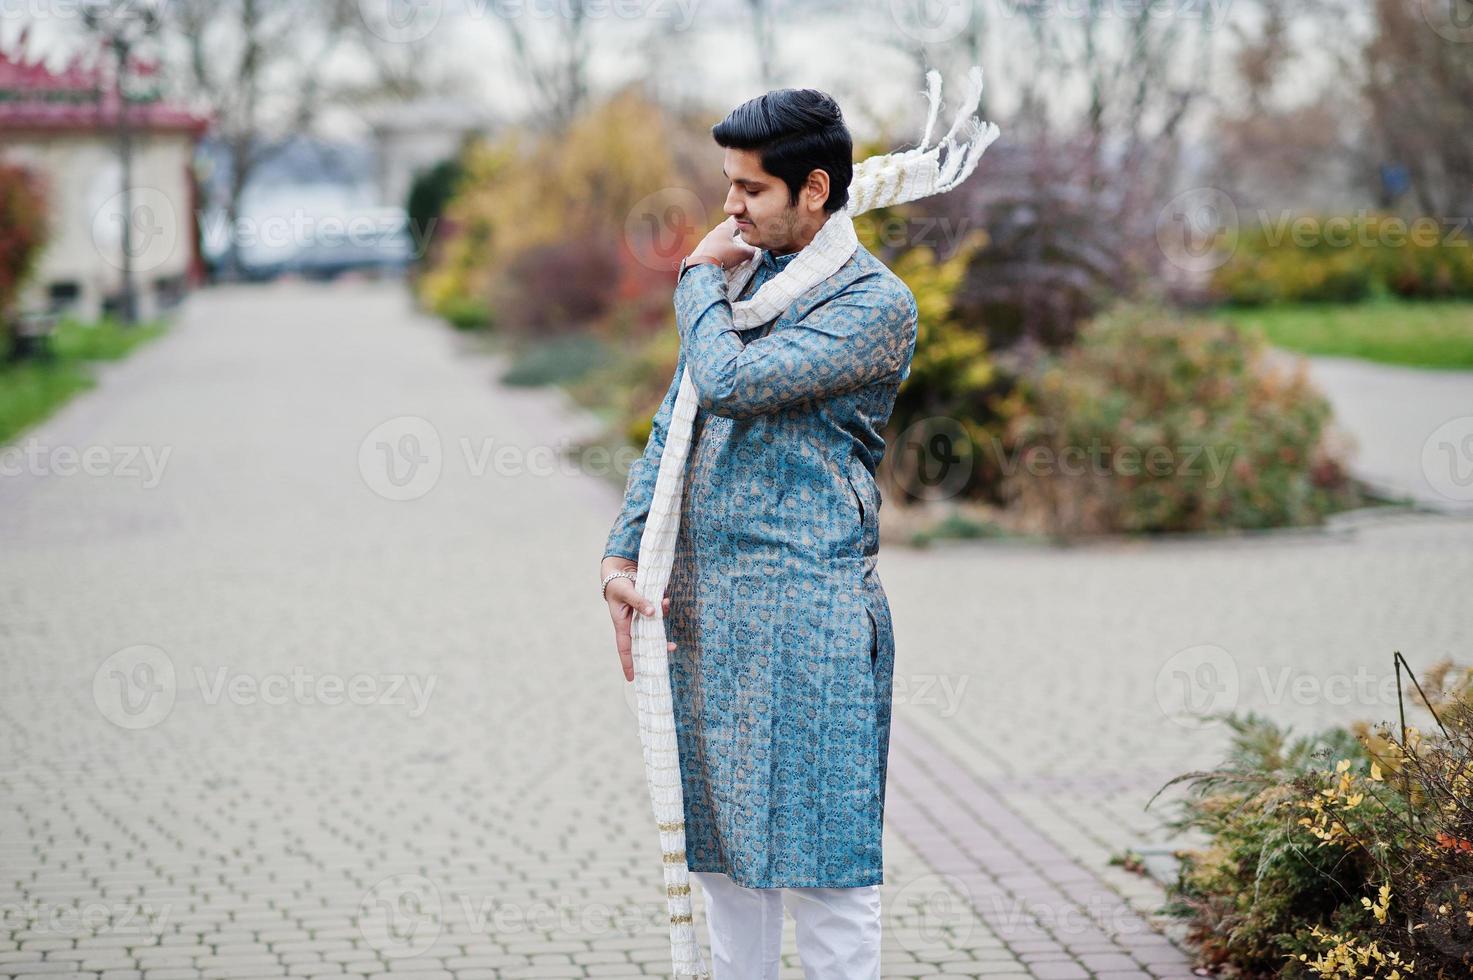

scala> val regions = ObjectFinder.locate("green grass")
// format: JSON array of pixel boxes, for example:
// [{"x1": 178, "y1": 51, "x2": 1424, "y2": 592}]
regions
[
  {"x1": 1215, "y1": 300, "x2": 1473, "y2": 369},
  {"x1": 500, "y1": 332, "x2": 615, "y2": 387},
  {"x1": 1, "y1": 316, "x2": 167, "y2": 445}
]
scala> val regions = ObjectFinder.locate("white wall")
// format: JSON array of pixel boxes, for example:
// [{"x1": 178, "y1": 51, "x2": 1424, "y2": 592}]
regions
[{"x1": 3, "y1": 131, "x2": 197, "y2": 321}]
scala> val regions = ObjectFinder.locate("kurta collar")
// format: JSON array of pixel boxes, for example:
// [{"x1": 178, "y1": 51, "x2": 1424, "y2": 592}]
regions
[{"x1": 761, "y1": 248, "x2": 800, "y2": 273}]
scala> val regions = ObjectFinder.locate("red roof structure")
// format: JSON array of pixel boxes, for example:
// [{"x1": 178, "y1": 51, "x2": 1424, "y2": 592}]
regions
[{"x1": 0, "y1": 36, "x2": 208, "y2": 136}]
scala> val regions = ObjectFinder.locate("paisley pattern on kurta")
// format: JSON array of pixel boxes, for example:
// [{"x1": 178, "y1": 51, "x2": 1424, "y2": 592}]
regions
[{"x1": 604, "y1": 238, "x2": 918, "y2": 889}]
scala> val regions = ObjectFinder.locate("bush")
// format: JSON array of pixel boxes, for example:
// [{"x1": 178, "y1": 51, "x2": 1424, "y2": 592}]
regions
[
  {"x1": 0, "y1": 163, "x2": 48, "y2": 326},
  {"x1": 1214, "y1": 213, "x2": 1473, "y2": 306},
  {"x1": 1154, "y1": 659, "x2": 1473, "y2": 979},
  {"x1": 994, "y1": 301, "x2": 1358, "y2": 535},
  {"x1": 437, "y1": 295, "x2": 493, "y2": 331},
  {"x1": 405, "y1": 155, "x2": 465, "y2": 269},
  {"x1": 852, "y1": 210, "x2": 1009, "y2": 504},
  {"x1": 418, "y1": 86, "x2": 719, "y2": 337}
]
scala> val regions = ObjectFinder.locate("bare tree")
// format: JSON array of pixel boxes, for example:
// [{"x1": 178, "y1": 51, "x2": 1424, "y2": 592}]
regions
[
  {"x1": 1362, "y1": 0, "x2": 1473, "y2": 217},
  {"x1": 157, "y1": 0, "x2": 359, "y2": 276},
  {"x1": 744, "y1": 0, "x2": 778, "y2": 89},
  {"x1": 486, "y1": 0, "x2": 592, "y2": 133}
]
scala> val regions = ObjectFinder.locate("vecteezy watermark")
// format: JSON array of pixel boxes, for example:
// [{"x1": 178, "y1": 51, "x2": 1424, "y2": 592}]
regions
[
  {"x1": 92, "y1": 186, "x2": 179, "y2": 273},
  {"x1": 0, "y1": 438, "x2": 172, "y2": 487},
  {"x1": 1157, "y1": 192, "x2": 1473, "y2": 273},
  {"x1": 359, "y1": 874, "x2": 442, "y2": 958},
  {"x1": 357, "y1": 872, "x2": 703, "y2": 956},
  {"x1": 888, "y1": 0, "x2": 975, "y2": 47},
  {"x1": 889, "y1": 416, "x2": 976, "y2": 503},
  {"x1": 357, "y1": 416, "x2": 643, "y2": 501},
  {"x1": 624, "y1": 187, "x2": 706, "y2": 273},
  {"x1": 980, "y1": 890, "x2": 1155, "y2": 940},
  {"x1": 892, "y1": 673, "x2": 970, "y2": 718},
  {"x1": 194, "y1": 667, "x2": 437, "y2": 717},
  {"x1": 888, "y1": 873, "x2": 977, "y2": 951},
  {"x1": 94, "y1": 644, "x2": 177, "y2": 730},
  {"x1": 1421, "y1": 416, "x2": 1473, "y2": 504},
  {"x1": 93, "y1": 645, "x2": 439, "y2": 729},
  {"x1": 0, "y1": 899, "x2": 172, "y2": 937},
  {"x1": 1418, "y1": 0, "x2": 1473, "y2": 44},
  {"x1": 990, "y1": 0, "x2": 1234, "y2": 26},
  {"x1": 1155, "y1": 644, "x2": 1239, "y2": 730},
  {"x1": 359, "y1": 416, "x2": 444, "y2": 501},
  {"x1": 852, "y1": 212, "x2": 983, "y2": 253},
  {"x1": 467, "y1": 0, "x2": 701, "y2": 31},
  {"x1": 1251, "y1": 211, "x2": 1473, "y2": 250},
  {"x1": 999, "y1": 437, "x2": 1237, "y2": 488},
  {"x1": 1154, "y1": 646, "x2": 1436, "y2": 729},
  {"x1": 357, "y1": 0, "x2": 444, "y2": 43},
  {"x1": 0, "y1": 0, "x2": 171, "y2": 23},
  {"x1": 1156, "y1": 186, "x2": 1240, "y2": 275},
  {"x1": 197, "y1": 208, "x2": 436, "y2": 263},
  {"x1": 621, "y1": 667, "x2": 970, "y2": 720}
]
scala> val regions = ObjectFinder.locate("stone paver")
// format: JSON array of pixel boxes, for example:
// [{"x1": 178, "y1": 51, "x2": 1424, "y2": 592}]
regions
[{"x1": 4, "y1": 280, "x2": 1469, "y2": 978}]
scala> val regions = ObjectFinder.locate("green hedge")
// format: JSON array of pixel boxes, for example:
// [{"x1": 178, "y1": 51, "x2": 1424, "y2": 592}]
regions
[{"x1": 1214, "y1": 213, "x2": 1473, "y2": 305}]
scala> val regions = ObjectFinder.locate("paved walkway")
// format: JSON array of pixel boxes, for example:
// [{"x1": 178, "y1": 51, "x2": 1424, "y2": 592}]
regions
[
  {"x1": 3, "y1": 281, "x2": 1469, "y2": 979},
  {"x1": 1265, "y1": 348, "x2": 1473, "y2": 513}
]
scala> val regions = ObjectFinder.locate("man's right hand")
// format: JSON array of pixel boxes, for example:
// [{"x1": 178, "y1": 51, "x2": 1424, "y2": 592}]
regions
[{"x1": 602, "y1": 558, "x2": 673, "y2": 682}]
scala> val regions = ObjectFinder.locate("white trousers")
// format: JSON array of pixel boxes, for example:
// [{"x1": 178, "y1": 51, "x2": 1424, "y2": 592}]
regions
[{"x1": 691, "y1": 871, "x2": 881, "y2": 980}]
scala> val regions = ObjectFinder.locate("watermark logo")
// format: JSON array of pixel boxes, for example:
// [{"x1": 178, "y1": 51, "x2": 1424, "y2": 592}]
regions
[
  {"x1": 194, "y1": 668, "x2": 437, "y2": 717},
  {"x1": 890, "y1": 416, "x2": 975, "y2": 503},
  {"x1": 624, "y1": 187, "x2": 706, "y2": 273},
  {"x1": 888, "y1": 872, "x2": 976, "y2": 951},
  {"x1": 357, "y1": 0, "x2": 443, "y2": 43},
  {"x1": 359, "y1": 416, "x2": 444, "y2": 501},
  {"x1": 1155, "y1": 643, "x2": 1239, "y2": 730},
  {"x1": 359, "y1": 873, "x2": 443, "y2": 957},
  {"x1": 92, "y1": 186, "x2": 179, "y2": 273},
  {"x1": 1157, "y1": 186, "x2": 1239, "y2": 274},
  {"x1": 0, "y1": 439, "x2": 171, "y2": 487},
  {"x1": 467, "y1": 0, "x2": 701, "y2": 30},
  {"x1": 0, "y1": 899, "x2": 172, "y2": 937},
  {"x1": 890, "y1": 0, "x2": 973, "y2": 44},
  {"x1": 1418, "y1": 0, "x2": 1473, "y2": 43},
  {"x1": 991, "y1": 0, "x2": 1233, "y2": 29},
  {"x1": 1421, "y1": 416, "x2": 1473, "y2": 504},
  {"x1": 94, "y1": 644, "x2": 177, "y2": 730},
  {"x1": 1, "y1": 0, "x2": 172, "y2": 24}
]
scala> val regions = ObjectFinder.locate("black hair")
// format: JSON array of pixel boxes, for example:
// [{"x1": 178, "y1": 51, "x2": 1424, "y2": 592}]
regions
[{"x1": 711, "y1": 87, "x2": 853, "y2": 214}]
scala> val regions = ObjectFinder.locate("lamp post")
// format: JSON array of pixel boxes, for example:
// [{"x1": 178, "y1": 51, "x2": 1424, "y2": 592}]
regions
[{"x1": 82, "y1": 3, "x2": 159, "y2": 326}]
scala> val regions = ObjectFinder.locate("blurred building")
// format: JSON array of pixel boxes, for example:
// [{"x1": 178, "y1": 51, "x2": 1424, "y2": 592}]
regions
[
  {"x1": 0, "y1": 44, "x2": 208, "y2": 321},
  {"x1": 364, "y1": 98, "x2": 495, "y2": 209}
]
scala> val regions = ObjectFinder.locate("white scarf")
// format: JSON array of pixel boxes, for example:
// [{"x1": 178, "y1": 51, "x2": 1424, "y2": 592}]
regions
[{"x1": 626, "y1": 66, "x2": 999, "y2": 979}]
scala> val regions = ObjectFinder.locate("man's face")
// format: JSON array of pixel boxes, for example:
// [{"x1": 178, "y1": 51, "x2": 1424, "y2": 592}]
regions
[{"x1": 721, "y1": 147, "x2": 803, "y2": 253}]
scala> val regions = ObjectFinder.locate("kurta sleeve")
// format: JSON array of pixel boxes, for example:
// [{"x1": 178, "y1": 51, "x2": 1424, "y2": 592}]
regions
[
  {"x1": 674, "y1": 261, "x2": 917, "y2": 420},
  {"x1": 603, "y1": 340, "x2": 688, "y2": 563}
]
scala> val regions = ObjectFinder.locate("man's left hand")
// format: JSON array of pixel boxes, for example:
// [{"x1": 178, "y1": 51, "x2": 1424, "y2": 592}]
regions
[{"x1": 690, "y1": 216, "x2": 758, "y2": 270}]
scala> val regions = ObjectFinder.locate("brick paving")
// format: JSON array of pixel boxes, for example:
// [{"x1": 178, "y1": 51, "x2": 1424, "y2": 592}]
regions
[{"x1": 3, "y1": 281, "x2": 1470, "y2": 978}]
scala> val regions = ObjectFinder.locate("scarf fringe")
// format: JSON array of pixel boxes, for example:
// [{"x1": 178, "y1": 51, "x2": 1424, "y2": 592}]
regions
[{"x1": 846, "y1": 65, "x2": 1000, "y2": 214}]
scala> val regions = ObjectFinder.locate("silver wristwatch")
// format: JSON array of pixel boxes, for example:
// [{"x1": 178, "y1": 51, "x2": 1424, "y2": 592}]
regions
[{"x1": 601, "y1": 567, "x2": 638, "y2": 600}]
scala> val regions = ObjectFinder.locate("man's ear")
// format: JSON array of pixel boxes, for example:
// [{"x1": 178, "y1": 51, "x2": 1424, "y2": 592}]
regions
[{"x1": 805, "y1": 168, "x2": 831, "y2": 213}]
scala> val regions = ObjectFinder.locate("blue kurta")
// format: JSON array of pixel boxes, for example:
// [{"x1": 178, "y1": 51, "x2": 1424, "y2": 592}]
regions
[{"x1": 605, "y1": 235, "x2": 919, "y2": 888}]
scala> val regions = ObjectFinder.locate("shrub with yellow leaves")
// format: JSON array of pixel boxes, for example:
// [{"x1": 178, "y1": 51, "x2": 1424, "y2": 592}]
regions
[{"x1": 1151, "y1": 656, "x2": 1473, "y2": 978}]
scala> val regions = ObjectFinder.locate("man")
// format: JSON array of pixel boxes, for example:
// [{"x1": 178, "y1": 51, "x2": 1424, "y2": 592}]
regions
[{"x1": 600, "y1": 86, "x2": 918, "y2": 979}]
